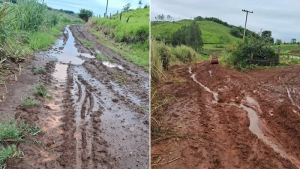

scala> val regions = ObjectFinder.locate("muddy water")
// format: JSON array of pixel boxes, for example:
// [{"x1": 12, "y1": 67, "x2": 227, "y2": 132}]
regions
[
  {"x1": 189, "y1": 66, "x2": 219, "y2": 103},
  {"x1": 71, "y1": 66, "x2": 148, "y2": 168},
  {"x1": 47, "y1": 25, "x2": 148, "y2": 168},
  {"x1": 286, "y1": 87, "x2": 300, "y2": 110},
  {"x1": 240, "y1": 99, "x2": 300, "y2": 168}
]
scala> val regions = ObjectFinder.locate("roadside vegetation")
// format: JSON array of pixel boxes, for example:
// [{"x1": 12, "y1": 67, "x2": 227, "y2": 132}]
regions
[
  {"x1": 86, "y1": 5, "x2": 149, "y2": 70},
  {"x1": 0, "y1": 0, "x2": 84, "y2": 68},
  {"x1": 0, "y1": 0, "x2": 84, "y2": 103},
  {"x1": 0, "y1": 120, "x2": 45, "y2": 167},
  {"x1": 0, "y1": 120, "x2": 23, "y2": 168}
]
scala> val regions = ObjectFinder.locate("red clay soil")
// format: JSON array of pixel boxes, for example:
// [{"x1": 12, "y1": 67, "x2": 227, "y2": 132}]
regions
[{"x1": 151, "y1": 62, "x2": 300, "y2": 169}]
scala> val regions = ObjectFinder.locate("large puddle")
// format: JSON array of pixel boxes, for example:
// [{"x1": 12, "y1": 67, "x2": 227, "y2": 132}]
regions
[
  {"x1": 51, "y1": 25, "x2": 94, "y2": 65},
  {"x1": 240, "y1": 98, "x2": 300, "y2": 168}
]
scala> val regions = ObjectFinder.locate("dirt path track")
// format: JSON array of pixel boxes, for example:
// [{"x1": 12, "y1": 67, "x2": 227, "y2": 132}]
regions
[
  {"x1": 4, "y1": 24, "x2": 149, "y2": 169},
  {"x1": 152, "y1": 62, "x2": 300, "y2": 169}
]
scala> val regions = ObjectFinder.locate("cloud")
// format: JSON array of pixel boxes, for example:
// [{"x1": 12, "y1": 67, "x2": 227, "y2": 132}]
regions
[{"x1": 151, "y1": 0, "x2": 300, "y2": 42}]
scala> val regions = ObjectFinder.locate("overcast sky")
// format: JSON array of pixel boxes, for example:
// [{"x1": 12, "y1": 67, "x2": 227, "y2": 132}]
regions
[
  {"x1": 45, "y1": 0, "x2": 149, "y2": 17},
  {"x1": 151, "y1": 0, "x2": 300, "y2": 42}
]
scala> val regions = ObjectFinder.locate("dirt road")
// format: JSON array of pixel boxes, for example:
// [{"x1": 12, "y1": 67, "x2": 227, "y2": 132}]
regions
[
  {"x1": 2, "y1": 24, "x2": 149, "y2": 169},
  {"x1": 151, "y1": 62, "x2": 300, "y2": 169}
]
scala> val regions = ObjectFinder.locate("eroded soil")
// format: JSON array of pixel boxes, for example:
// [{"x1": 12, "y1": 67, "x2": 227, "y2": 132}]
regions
[
  {"x1": 151, "y1": 62, "x2": 300, "y2": 169},
  {"x1": 2, "y1": 24, "x2": 149, "y2": 169}
]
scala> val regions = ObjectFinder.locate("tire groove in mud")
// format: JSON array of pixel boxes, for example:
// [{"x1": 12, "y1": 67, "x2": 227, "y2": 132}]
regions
[{"x1": 152, "y1": 62, "x2": 299, "y2": 169}]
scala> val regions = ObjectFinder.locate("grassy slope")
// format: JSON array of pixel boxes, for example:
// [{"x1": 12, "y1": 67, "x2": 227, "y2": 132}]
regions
[
  {"x1": 87, "y1": 7, "x2": 149, "y2": 70},
  {"x1": 151, "y1": 20, "x2": 241, "y2": 44}
]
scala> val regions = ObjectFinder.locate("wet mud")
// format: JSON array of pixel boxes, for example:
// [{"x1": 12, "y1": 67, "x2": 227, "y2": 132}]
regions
[
  {"x1": 152, "y1": 62, "x2": 300, "y2": 169},
  {"x1": 5, "y1": 24, "x2": 149, "y2": 169}
]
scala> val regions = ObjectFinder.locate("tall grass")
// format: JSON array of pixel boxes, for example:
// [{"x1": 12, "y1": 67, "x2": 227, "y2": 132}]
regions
[
  {"x1": 0, "y1": 0, "x2": 84, "y2": 65},
  {"x1": 151, "y1": 39, "x2": 206, "y2": 84}
]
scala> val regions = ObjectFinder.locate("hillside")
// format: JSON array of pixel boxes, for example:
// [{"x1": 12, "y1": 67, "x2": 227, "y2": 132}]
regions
[{"x1": 151, "y1": 20, "x2": 242, "y2": 44}]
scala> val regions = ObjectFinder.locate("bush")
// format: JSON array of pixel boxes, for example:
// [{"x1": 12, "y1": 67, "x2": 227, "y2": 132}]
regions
[
  {"x1": 79, "y1": 9, "x2": 93, "y2": 22},
  {"x1": 232, "y1": 40, "x2": 277, "y2": 70}
]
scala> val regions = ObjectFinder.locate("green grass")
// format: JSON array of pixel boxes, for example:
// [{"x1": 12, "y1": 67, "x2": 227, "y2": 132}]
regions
[
  {"x1": 19, "y1": 122, "x2": 44, "y2": 136},
  {"x1": 83, "y1": 39, "x2": 94, "y2": 49},
  {"x1": 87, "y1": 7, "x2": 149, "y2": 71},
  {"x1": 0, "y1": 121, "x2": 22, "y2": 142},
  {"x1": 96, "y1": 53, "x2": 113, "y2": 61},
  {"x1": 151, "y1": 20, "x2": 241, "y2": 44},
  {"x1": 22, "y1": 98, "x2": 39, "y2": 107},
  {"x1": 0, "y1": 145, "x2": 23, "y2": 167},
  {"x1": 33, "y1": 83, "x2": 52, "y2": 98},
  {"x1": 33, "y1": 67, "x2": 45, "y2": 74}
]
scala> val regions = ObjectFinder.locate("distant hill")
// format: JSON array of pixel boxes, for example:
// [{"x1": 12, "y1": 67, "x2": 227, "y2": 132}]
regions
[{"x1": 151, "y1": 19, "x2": 258, "y2": 45}]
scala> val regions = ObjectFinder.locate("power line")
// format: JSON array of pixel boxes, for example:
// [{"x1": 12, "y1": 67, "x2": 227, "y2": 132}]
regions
[{"x1": 242, "y1": 9, "x2": 253, "y2": 42}]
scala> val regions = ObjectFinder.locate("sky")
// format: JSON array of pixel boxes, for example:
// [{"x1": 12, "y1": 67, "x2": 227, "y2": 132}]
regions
[
  {"x1": 45, "y1": 0, "x2": 149, "y2": 17},
  {"x1": 150, "y1": 0, "x2": 300, "y2": 43}
]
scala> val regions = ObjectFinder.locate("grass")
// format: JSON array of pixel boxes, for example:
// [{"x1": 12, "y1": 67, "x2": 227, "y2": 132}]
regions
[
  {"x1": 0, "y1": 121, "x2": 23, "y2": 167},
  {"x1": 22, "y1": 98, "x2": 39, "y2": 107},
  {"x1": 113, "y1": 72, "x2": 127, "y2": 84},
  {"x1": 33, "y1": 67, "x2": 45, "y2": 74},
  {"x1": 96, "y1": 53, "x2": 113, "y2": 61},
  {"x1": 0, "y1": 0, "x2": 85, "y2": 67},
  {"x1": 83, "y1": 39, "x2": 94, "y2": 49},
  {"x1": 33, "y1": 82, "x2": 51, "y2": 98},
  {"x1": 151, "y1": 39, "x2": 208, "y2": 84},
  {"x1": 0, "y1": 120, "x2": 45, "y2": 167},
  {"x1": 0, "y1": 145, "x2": 23, "y2": 167},
  {"x1": 86, "y1": 7, "x2": 149, "y2": 71},
  {"x1": 19, "y1": 122, "x2": 44, "y2": 136},
  {"x1": 151, "y1": 20, "x2": 241, "y2": 44},
  {"x1": 0, "y1": 121, "x2": 22, "y2": 142}
]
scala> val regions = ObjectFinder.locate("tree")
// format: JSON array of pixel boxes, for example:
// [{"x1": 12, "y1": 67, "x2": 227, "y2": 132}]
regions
[
  {"x1": 138, "y1": 0, "x2": 142, "y2": 8},
  {"x1": 261, "y1": 30, "x2": 274, "y2": 45},
  {"x1": 122, "y1": 3, "x2": 130, "y2": 12},
  {"x1": 79, "y1": 9, "x2": 93, "y2": 22},
  {"x1": 275, "y1": 39, "x2": 282, "y2": 45},
  {"x1": 171, "y1": 21, "x2": 203, "y2": 52},
  {"x1": 291, "y1": 38, "x2": 297, "y2": 44},
  {"x1": 194, "y1": 16, "x2": 203, "y2": 21},
  {"x1": 186, "y1": 21, "x2": 203, "y2": 51}
]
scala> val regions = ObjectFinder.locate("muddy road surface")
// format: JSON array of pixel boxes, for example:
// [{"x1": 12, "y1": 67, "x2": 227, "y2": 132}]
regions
[
  {"x1": 152, "y1": 62, "x2": 300, "y2": 169},
  {"x1": 5, "y1": 25, "x2": 149, "y2": 169}
]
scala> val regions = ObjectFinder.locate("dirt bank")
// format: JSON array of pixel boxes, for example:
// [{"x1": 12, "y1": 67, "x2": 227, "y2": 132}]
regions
[{"x1": 152, "y1": 62, "x2": 300, "y2": 169}]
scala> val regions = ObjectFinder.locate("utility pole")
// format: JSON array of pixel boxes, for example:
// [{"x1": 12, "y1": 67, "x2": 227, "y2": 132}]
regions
[
  {"x1": 242, "y1": 9, "x2": 253, "y2": 42},
  {"x1": 105, "y1": 0, "x2": 108, "y2": 17}
]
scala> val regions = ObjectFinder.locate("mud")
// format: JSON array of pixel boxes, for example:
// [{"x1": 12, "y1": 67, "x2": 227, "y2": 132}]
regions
[
  {"x1": 152, "y1": 62, "x2": 300, "y2": 169},
  {"x1": 5, "y1": 24, "x2": 149, "y2": 169}
]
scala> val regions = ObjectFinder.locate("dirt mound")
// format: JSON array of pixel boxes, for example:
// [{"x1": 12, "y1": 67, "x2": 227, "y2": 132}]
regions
[{"x1": 152, "y1": 62, "x2": 300, "y2": 169}]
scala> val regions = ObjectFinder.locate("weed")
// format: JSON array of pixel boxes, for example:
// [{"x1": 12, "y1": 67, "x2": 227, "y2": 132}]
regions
[
  {"x1": 83, "y1": 39, "x2": 94, "y2": 49},
  {"x1": 33, "y1": 83, "x2": 52, "y2": 98},
  {"x1": 113, "y1": 72, "x2": 127, "y2": 84},
  {"x1": 0, "y1": 144, "x2": 23, "y2": 167},
  {"x1": 22, "y1": 98, "x2": 39, "y2": 107},
  {"x1": 33, "y1": 67, "x2": 45, "y2": 74},
  {"x1": 19, "y1": 122, "x2": 44, "y2": 136},
  {"x1": 0, "y1": 121, "x2": 22, "y2": 142},
  {"x1": 96, "y1": 53, "x2": 113, "y2": 61}
]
